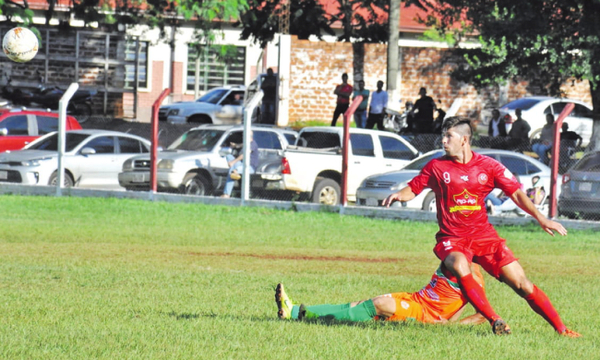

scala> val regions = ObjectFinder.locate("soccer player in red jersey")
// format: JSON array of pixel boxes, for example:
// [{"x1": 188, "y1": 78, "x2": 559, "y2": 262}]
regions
[
  {"x1": 382, "y1": 117, "x2": 580, "y2": 337},
  {"x1": 275, "y1": 263, "x2": 487, "y2": 326}
]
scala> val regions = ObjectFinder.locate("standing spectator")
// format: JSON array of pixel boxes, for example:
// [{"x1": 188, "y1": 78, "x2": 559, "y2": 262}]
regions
[
  {"x1": 331, "y1": 73, "x2": 353, "y2": 126},
  {"x1": 352, "y1": 80, "x2": 369, "y2": 128},
  {"x1": 366, "y1": 80, "x2": 388, "y2": 130},
  {"x1": 411, "y1": 87, "x2": 436, "y2": 133},
  {"x1": 532, "y1": 114, "x2": 555, "y2": 164},
  {"x1": 260, "y1": 68, "x2": 277, "y2": 124},
  {"x1": 488, "y1": 109, "x2": 508, "y2": 137},
  {"x1": 507, "y1": 109, "x2": 531, "y2": 150}
]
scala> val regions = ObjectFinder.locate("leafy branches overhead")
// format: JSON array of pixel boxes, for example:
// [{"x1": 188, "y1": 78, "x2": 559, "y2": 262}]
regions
[
  {"x1": 237, "y1": 0, "x2": 392, "y2": 48},
  {"x1": 0, "y1": 0, "x2": 248, "y2": 46},
  {"x1": 422, "y1": 0, "x2": 600, "y2": 96}
]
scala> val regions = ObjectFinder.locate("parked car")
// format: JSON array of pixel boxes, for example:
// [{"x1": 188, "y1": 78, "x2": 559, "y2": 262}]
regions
[
  {"x1": 356, "y1": 149, "x2": 553, "y2": 212},
  {"x1": 253, "y1": 126, "x2": 420, "y2": 205},
  {"x1": 0, "y1": 129, "x2": 150, "y2": 189},
  {"x1": 497, "y1": 97, "x2": 594, "y2": 146},
  {"x1": 118, "y1": 124, "x2": 297, "y2": 195},
  {"x1": 558, "y1": 150, "x2": 600, "y2": 219},
  {"x1": 159, "y1": 86, "x2": 246, "y2": 125},
  {"x1": 0, "y1": 108, "x2": 81, "y2": 152}
]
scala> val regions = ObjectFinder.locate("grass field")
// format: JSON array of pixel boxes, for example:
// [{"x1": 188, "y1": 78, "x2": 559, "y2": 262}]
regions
[{"x1": 0, "y1": 195, "x2": 598, "y2": 359}]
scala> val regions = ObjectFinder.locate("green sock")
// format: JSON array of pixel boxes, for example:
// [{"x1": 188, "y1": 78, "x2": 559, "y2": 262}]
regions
[
  {"x1": 305, "y1": 303, "x2": 350, "y2": 316},
  {"x1": 307, "y1": 300, "x2": 376, "y2": 322}
]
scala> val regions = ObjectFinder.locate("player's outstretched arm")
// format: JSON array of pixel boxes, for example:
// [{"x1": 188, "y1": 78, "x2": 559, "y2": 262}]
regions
[
  {"x1": 382, "y1": 186, "x2": 416, "y2": 207},
  {"x1": 509, "y1": 189, "x2": 567, "y2": 236}
]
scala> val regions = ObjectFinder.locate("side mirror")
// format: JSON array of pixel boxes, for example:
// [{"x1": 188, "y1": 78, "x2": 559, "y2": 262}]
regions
[
  {"x1": 0, "y1": 128, "x2": 7, "y2": 136},
  {"x1": 80, "y1": 147, "x2": 96, "y2": 155},
  {"x1": 219, "y1": 147, "x2": 233, "y2": 157}
]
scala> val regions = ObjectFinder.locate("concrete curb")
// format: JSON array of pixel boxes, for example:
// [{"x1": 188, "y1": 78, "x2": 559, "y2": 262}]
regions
[{"x1": 1, "y1": 184, "x2": 599, "y2": 231}]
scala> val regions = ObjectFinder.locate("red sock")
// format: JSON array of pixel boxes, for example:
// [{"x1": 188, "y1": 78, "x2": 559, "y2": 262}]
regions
[
  {"x1": 524, "y1": 285, "x2": 566, "y2": 333},
  {"x1": 459, "y1": 273, "x2": 499, "y2": 323}
]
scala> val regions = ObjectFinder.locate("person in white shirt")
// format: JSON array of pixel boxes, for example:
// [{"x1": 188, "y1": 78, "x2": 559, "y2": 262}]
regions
[{"x1": 366, "y1": 80, "x2": 388, "y2": 130}]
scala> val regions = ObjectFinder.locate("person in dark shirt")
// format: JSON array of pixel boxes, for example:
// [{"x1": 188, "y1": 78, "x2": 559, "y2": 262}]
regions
[
  {"x1": 411, "y1": 87, "x2": 436, "y2": 133},
  {"x1": 560, "y1": 122, "x2": 582, "y2": 143},
  {"x1": 260, "y1": 68, "x2": 277, "y2": 124}
]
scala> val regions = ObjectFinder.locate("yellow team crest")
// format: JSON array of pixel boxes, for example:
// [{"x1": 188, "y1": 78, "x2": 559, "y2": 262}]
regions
[{"x1": 449, "y1": 189, "x2": 481, "y2": 216}]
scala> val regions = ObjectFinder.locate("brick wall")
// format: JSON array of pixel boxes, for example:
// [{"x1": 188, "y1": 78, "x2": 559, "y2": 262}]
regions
[{"x1": 288, "y1": 37, "x2": 592, "y2": 123}]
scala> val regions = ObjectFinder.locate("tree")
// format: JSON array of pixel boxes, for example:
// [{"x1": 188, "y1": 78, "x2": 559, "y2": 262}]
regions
[
  {"x1": 421, "y1": 0, "x2": 600, "y2": 151},
  {"x1": 0, "y1": 0, "x2": 248, "y2": 47},
  {"x1": 238, "y1": 0, "x2": 392, "y2": 48}
]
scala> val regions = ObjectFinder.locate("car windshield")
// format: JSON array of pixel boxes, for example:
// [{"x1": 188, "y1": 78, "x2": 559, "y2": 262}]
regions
[
  {"x1": 196, "y1": 89, "x2": 228, "y2": 104},
  {"x1": 572, "y1": 152, "x2": 600, "y2": 172},
  {"x1": 403, "y1": 151, "x2": 444, "y2": 170},
  {"x1": 28, "y1": 133, "x2": 91, "y2": 152},
  {"x1": 501, "y1": 98, "x2": 541, "y2": 111},
  {"x1": 168, "y1": 129, "x2": 225, "y2": 151}
]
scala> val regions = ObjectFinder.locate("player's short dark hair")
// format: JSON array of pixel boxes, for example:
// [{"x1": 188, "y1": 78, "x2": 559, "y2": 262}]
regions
[{"x1": 442, "y1": 117, "x2": 473, "y2": 143}]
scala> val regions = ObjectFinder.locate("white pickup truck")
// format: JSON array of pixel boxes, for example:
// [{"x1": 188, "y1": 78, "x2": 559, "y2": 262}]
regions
[{"x1": 253, "y1": 127, "x2": 420, "y2": 205}]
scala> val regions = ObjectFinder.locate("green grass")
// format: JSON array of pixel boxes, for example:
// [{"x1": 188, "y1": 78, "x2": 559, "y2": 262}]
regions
[{"x1": 0, "y1": 195, "x2": 598, "y2": 359}]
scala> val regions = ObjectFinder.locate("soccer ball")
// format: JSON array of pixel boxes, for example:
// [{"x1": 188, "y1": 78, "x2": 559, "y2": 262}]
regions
[{"x1": 2, "y1": 27, "x2": 39, "y2": 63}]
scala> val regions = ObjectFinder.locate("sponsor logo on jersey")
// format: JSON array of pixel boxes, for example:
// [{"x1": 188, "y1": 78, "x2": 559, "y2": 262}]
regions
[
  {"x1": 478, "y1": 173, "x2": 488, "y2": 185},
  {"x1": 401, "y1": 301, "x2": 410, "y2": 310},
  {"x1": 460, "y1": 175, "x2": 469, "y2": 182},
  {"x1": 449, "y1": 189, "x2": 481, "y2": 216}
]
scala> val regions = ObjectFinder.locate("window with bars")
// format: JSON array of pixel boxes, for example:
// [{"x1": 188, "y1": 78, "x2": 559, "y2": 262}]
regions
[
  {"x1": 187, "y1": 46, "x2": 246, "y2": 93},
  {"x1": 124, "y1": 39, "x2": 148, "y2": 89}
]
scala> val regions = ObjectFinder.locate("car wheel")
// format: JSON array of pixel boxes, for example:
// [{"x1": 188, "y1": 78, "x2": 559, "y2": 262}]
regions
[
  {"x1": 311, "y1": 178, "x2": 341, "y2": 205},
  {"x1": 181, "y1": 173, "x2": 211, "y2": 196},
  {"x1": 188, "y1": 114, "x2": 212, "y2": 124},
  {"x1": 422, "y1": 192, "x2": 437, "y2": 212},
  {"x1": 48, "y1": 171, "x2": 74, "y2": 187}
]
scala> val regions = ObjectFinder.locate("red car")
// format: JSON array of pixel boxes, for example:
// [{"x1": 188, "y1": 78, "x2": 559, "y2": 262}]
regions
[{"x1": 0, "y1": 108, "x2": 82, "y2": 152}]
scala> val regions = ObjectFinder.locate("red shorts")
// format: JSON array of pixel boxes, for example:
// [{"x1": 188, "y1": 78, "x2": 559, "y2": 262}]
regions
[{"x1": 433, "y1": 236, "x2": 517, "y2": 279}]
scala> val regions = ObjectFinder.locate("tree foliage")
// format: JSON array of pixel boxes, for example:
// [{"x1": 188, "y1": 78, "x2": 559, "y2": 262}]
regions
[
  {"x1": 0, "y1": 0, "x2": 248, "y2": 46},
  {"x1": 421, "y1": 0, "x2": 600, "y2": 96},
  {"x1": 420, "y1": 0, "x2": 600, "y2": 149},
  {"x1": 238, "y1": 0, "x2": 394, "y2": 47}
]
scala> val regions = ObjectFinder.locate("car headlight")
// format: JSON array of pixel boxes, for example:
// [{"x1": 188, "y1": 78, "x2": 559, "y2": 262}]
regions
[
  {"x1": 168, "y1": 109, "x2": 179, "y2": 116},
  {"x1": 122, "y1": 159, "x2": 134, "y2": 171},
  {"x1": 20, "y1": 160, "x2": 40, "y2": 167},
  {"x1": 157, "y1": 159, "x2": 174, "y2": 170},
  {"x1": 20, "y1": 157, "x2": 49, "y2": 166}
]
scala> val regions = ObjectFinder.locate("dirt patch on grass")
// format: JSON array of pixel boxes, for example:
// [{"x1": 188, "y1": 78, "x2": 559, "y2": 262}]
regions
[{"x1": 188, "y1": 252, "x2": 406, "y2": 263}]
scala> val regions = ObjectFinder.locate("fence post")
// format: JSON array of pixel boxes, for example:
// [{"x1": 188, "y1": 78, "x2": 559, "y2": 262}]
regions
[
  {"x1": 340, "y1": 96, "x2": 362, "y2": 206},
  {"x1": 150, "y1": 89, "x2": 171, "y2": 193},
  {"x1": 241, "y1": 89, "x2": 264, "y2": 205},
  {"x1": 56, "y1": 83, "x2": 79, "y2": 197},
  {"x1": 549, "y1": 103, "x2": 574, "y2": 218}
]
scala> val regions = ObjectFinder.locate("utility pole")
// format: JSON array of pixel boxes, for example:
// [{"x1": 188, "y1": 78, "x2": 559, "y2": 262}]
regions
[
  {"x1": 277, "y1": 0, "x2": 291, "y2": 126},
  {"x1": 387, "y1": 0, "x2": 401, "y2": 110}
]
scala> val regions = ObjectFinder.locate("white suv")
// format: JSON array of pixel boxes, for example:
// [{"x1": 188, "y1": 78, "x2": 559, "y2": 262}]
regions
[{"x1": 159, "y1": 86, "x2": 246, "y2": 125}]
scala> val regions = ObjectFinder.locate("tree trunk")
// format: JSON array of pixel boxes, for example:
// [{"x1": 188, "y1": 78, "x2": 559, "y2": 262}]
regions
[{"x1": 352, "y1": 42, "x2": 365, "y2": 83}]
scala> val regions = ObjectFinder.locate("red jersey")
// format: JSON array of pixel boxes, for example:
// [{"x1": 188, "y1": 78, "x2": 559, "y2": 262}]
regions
[
  {"x1": 336, "y1": 83, "x2": 353, "y2": 104},
  {"x1": 408, "y1": 151, "x2": 520, "y2": 240}
]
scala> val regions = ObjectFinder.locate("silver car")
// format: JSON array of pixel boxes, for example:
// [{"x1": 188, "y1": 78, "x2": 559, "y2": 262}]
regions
[
  {"x1": 0, "y1": 130, "x2": 150, "y2": 190},
  {"x1": 160, "y1": 86, "x2": 246, "y2": 125},
  {"x1": 356, "y1": 149, "x2": 552, "y2": 212},
  {"x1": 558, "y1": 150, "x2": 600, "y2": 219}
]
